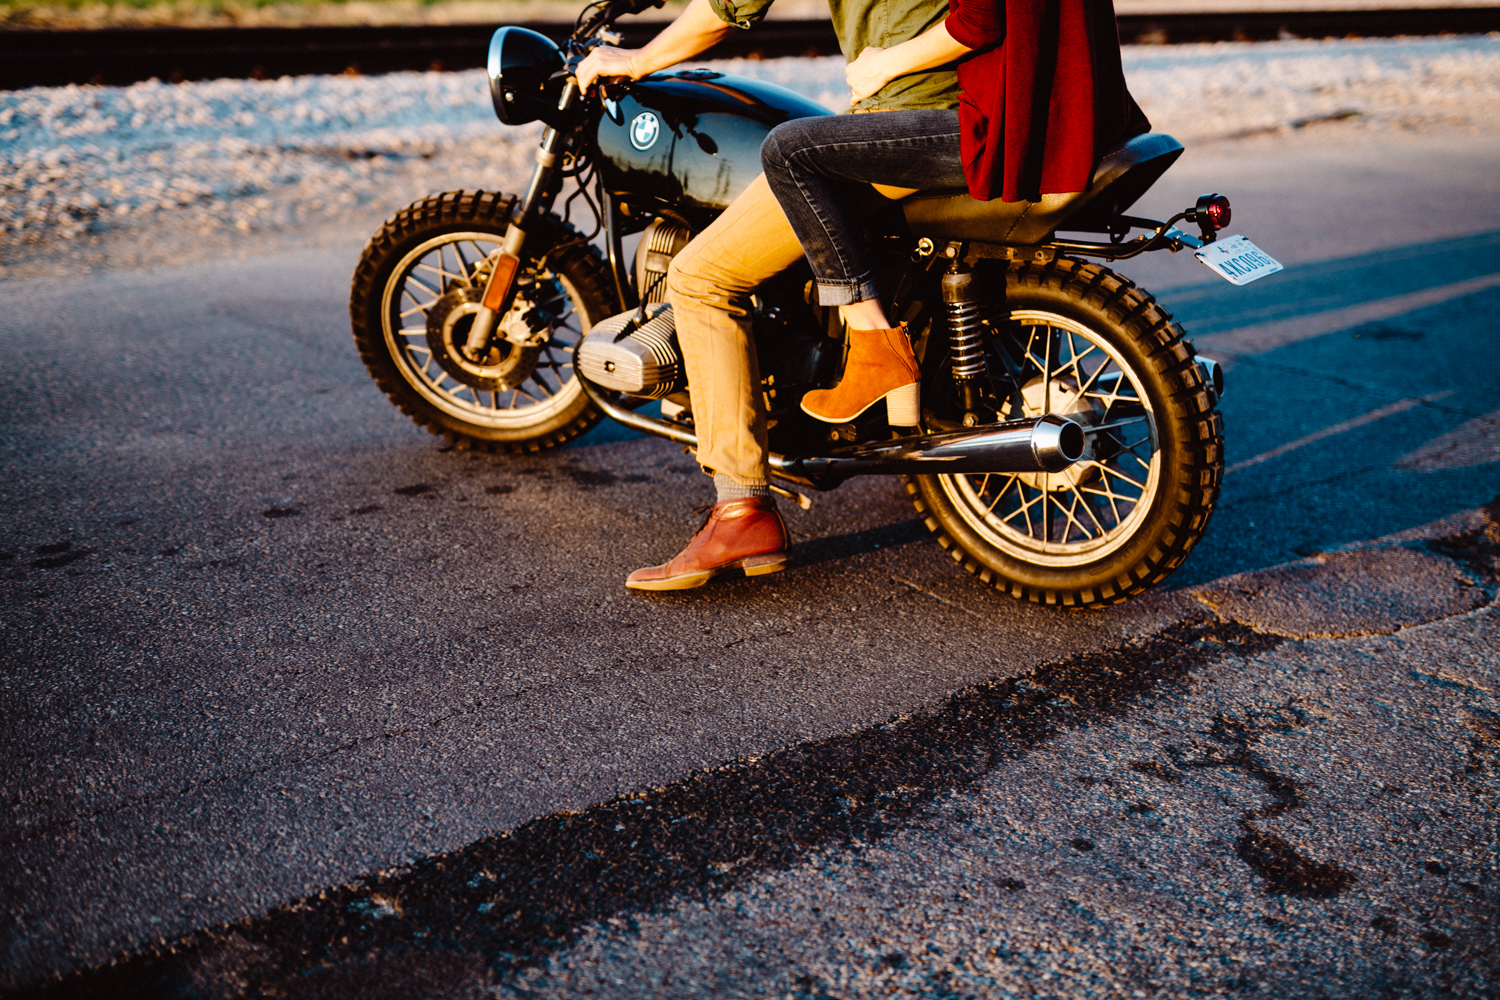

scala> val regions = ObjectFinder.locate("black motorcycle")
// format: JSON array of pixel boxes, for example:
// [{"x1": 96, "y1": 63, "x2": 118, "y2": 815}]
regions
[{"x1": 350, "y1": 0, "x2": 1280, "y2": 607}]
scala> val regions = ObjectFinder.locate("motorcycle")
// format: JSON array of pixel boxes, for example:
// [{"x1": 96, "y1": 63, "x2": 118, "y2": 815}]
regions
[{"x1": 349, "y1": 0, "x2": 1281, "y2": 607}]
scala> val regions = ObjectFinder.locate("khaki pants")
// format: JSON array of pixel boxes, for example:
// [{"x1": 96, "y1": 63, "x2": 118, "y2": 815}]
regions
[{"x1": 666, "y1": 173, "x2": 806, "y2": 487}]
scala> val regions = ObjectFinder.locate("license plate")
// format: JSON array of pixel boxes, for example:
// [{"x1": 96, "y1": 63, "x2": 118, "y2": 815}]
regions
[{"x1": 1195, "y1": 235, "x2": 1283, "y2": 286}]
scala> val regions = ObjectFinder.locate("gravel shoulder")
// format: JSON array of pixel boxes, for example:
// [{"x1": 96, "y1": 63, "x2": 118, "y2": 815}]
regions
[{"x1": 5, "y1": 36, "x2": 1500, "y2": 280}]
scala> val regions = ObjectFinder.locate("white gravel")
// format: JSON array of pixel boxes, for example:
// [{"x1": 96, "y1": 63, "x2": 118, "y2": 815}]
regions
[{"x1": 2, "y1": 34, "x2": 1498, "y2": 264}]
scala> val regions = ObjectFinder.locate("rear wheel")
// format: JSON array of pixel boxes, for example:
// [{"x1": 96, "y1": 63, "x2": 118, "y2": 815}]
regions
[
  {"x1": 349, "y1": 190, "x2": 618, "y2": 452},
  {"x1": 906, "y1": 258, "x2": 1223, "y2": 607}
]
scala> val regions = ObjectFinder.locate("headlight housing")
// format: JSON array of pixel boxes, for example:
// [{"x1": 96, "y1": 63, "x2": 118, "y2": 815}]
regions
[{"x1": 488, "y1": 27, "x2": 566, "y2": 128}]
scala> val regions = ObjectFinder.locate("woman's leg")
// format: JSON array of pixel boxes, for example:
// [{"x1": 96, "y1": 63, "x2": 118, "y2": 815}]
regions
[
  {"x1": 838, "y1": 298, "x2": 895, "y2": 331},
  {"x1": 760, "y1": 109, "x2": 965, "y2": 317},
  {"x1": 762, "y1": 110, "x2": 964, "y2": 425}
]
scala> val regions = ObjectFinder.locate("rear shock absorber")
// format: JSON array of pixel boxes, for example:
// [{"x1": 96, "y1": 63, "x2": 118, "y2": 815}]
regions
[{"x1": 942, "y1": 264, "x2": 987, "y2": 426}]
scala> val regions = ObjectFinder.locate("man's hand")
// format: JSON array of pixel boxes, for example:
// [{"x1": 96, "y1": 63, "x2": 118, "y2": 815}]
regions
[
  {"x1": 846, "y1": 45, "x2": 893, "y2": 105},
  {"x1": 574, "y1": 0, "x2": 736, "y2": 92},
  {"x1": 577, "y1": 45, "x2": 642, "y2": 92},
  {"x1": 846, "y1": 23, "x2": 970, "y2": 106}
]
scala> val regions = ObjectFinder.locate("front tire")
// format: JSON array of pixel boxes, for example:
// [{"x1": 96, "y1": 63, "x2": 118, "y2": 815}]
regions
[
  {"x1": 907, "y1": 258, "x2": 1223, "y2": 608},
  {"x1": 349, "y1": 190, "x2": 618, "y2": 452}
]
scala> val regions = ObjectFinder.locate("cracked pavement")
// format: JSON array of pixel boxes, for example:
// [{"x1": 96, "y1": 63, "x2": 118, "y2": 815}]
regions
[{"x1": 2, "y1": 120, "x2": 1499, "y2": 997}]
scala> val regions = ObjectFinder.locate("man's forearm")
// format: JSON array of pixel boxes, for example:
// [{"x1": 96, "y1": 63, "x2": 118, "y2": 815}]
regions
[
  {"x1": 627, "y1": 0, "x2": 740, "y2": 76},
  {"x1": 872, "y1": 21, "x2": 971, "y2": 78}
]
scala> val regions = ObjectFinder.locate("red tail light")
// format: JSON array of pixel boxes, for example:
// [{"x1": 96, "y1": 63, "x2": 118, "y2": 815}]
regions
[{"x1": 1196, "y1": 193, "x2": 1231, "y2": 230}]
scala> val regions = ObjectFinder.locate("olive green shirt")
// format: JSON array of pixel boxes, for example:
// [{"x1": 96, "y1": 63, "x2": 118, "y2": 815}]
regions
[{"x1": 708, "y1": 0, "x2": 960, "y2": 111}]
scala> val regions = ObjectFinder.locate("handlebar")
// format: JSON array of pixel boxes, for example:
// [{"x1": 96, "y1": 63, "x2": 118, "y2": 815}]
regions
[{"x1": 572, "y1": 0, "x2": 665, "y2": 48}]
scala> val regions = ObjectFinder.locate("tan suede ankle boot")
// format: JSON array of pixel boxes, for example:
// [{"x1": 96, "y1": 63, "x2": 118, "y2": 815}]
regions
[{"x1": 800, "y1": 325, "x2": 921, "y2": 426}]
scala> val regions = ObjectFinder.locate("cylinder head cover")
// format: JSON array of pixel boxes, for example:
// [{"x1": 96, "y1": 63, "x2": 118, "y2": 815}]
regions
[{"x1": 576, "y1": 303, "x2": 685, "y2": 398}]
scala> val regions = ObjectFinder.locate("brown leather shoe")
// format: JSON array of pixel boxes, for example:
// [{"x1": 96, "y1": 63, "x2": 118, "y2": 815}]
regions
[
  {"x1": 625, "y1": 497, "x2": 790, "y2": 591},
  {"x1": 800, "y1": 325, "x2": 921, "y2": 426}
]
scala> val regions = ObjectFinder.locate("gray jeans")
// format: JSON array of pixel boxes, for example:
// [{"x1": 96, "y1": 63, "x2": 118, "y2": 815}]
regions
[{"x1": 760, "y1": 110, "x2": 966, "y2": 306}]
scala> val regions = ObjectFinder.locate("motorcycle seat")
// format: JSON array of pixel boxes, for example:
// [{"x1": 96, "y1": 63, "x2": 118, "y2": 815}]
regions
[{"x1": 897, "y1": 132, "x2": 1185, "y2": 246}]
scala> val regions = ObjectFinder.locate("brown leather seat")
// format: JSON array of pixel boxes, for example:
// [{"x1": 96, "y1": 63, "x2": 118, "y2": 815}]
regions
[{"x1": 898, "y1": 132, "x2": 1185, "y2": 246}]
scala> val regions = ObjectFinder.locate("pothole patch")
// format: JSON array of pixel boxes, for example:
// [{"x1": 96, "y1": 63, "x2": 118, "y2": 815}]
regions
[{"x1": 1193, "y1": 546, "x2": 1487, "y2": 639}]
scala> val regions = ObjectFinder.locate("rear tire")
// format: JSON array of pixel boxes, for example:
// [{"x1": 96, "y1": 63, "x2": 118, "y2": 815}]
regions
[
  {"x1": 906, "y1": 258, "x2": 1223, "y2": 608},
  {"x1": 349, "y1": 190, "x2": 618, "y2": 452}
]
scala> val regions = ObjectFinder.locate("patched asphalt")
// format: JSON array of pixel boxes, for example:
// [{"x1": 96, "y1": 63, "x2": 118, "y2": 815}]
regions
[
  {"x1": 9, "y1": 522, "x2": 1499, "y2": 998},
  {"x1": 3, "y1": 122, "x2": 1499, "y2": 997}
]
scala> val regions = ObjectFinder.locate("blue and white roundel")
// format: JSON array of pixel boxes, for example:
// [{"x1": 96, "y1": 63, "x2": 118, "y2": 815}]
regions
[{"x1": 629, "y1": 112, "x2": 660, "y2": 151}]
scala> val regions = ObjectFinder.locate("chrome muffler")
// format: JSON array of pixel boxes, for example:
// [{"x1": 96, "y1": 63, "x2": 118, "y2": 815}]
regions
[
  {"x1": 579, "y1": 379, "x2": 1085, "y2": 479},
  {"x1": 1195, "y1": 355, "x2": 1225, "y2": 405},
  {"x1": 774, "y1": 414, "x2": 1085, "y2": 478}
]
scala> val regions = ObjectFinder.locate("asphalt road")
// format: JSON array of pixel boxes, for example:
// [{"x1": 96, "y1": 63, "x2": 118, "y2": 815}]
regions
[{"x1": 2, "y1": 120, "x2": 1499, "y2": 997}]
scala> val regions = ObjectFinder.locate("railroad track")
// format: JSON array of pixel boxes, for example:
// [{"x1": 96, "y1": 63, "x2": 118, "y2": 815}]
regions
[{"x1": 3, "y1": 7, "x2": 1498, "y2": 89}]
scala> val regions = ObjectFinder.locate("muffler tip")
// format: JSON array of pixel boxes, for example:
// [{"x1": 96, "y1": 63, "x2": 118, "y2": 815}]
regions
[
  {"x1": 1058, "y1": 420, "x2": 1086, "y2": 463},
  {"x1": 1196, "y1": 355, "x2": 1225, "y2": 401},
  {"x1": 1032, "y1": 414, "x2": 1086, "y2": 472}
]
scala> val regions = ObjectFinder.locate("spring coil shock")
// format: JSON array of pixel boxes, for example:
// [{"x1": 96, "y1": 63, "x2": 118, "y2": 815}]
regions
[{"x1": 942, "y1": 267, "x2": 987, "y2": 421}]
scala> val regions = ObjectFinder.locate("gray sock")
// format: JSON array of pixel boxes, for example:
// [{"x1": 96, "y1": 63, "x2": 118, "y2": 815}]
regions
[{"x1": 714, "y1": 474, "x2": 772, "y2": 504}]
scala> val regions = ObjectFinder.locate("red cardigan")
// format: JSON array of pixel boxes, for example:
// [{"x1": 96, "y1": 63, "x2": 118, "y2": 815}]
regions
[{"x1": 944, "y1": 0, "x2": 1151, "y2": 202}]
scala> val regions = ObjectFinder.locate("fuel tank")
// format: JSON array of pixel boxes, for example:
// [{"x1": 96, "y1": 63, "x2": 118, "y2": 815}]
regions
[{"x1": 595, "y1": 69, "x2": 832, "y2": 228}]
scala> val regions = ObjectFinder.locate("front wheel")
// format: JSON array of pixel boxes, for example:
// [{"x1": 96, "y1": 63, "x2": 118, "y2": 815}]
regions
[
  {"x1": 349, "y1": 190, "x2": 618, "y2": 452},
  {"x1": 906, "y1": 258, "x2": 1223, "y2": 607}
]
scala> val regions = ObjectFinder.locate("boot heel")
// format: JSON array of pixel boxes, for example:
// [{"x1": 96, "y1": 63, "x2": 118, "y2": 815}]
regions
[
  {"x1": 740, "y1": 552, "x2": 788, "y2": 576},
  {"x1": 885, "y1": 382, "x2": 920, "y2": 427}
]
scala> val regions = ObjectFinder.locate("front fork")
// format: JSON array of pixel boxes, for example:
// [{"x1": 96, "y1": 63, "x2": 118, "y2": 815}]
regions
[{"x1": 463, "y1": 80, "x2": 579, "y2": 355}]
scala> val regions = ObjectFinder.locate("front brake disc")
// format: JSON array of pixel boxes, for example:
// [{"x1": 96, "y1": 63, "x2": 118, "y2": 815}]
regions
[{"x1": 425, "y1": 286, "x2": 541, "y2": 392}]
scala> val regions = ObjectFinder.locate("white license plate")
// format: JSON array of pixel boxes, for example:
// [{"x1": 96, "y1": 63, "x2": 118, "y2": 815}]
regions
[{"x1": 1195, "y1": 234, "x2": 1283, "y2": 286}]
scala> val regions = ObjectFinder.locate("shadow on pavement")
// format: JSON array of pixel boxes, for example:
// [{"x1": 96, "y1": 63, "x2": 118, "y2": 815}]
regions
[{"x1": 9, "y1": 617, "x2": 1279, "y2": 999}]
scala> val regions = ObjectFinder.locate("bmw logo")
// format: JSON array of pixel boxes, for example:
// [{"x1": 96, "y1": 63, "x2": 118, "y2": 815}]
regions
[{"x1": 629, "y1": 112, "x2": 660, "y2": 151}]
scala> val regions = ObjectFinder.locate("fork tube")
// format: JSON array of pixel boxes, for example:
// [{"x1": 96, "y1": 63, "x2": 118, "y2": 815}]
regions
[
  {"x1": 515, "y1": 127, "x2": 565, "y2": 228},
  {"x1": 467, "y1": 111, "x2": 573, "y2": 351}
]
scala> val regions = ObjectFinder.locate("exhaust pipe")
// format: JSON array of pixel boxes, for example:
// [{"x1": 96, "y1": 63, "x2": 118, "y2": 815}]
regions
[
  {"x1": 581, "y1": 378, "x2": 1085, "y2": 478},
  {"x1": 775, "y1": 414, "x2": 1084, "y2": 478}
]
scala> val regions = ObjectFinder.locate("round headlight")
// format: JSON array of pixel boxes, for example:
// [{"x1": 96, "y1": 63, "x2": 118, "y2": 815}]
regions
[{"x1": 487, "y1": 27, "x2": 566, "y2": 128}]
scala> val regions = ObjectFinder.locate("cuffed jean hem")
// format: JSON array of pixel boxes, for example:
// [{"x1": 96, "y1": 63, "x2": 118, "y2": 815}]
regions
[{"x1": 816, "y1": 275, "x2": 881, "y2": 306}]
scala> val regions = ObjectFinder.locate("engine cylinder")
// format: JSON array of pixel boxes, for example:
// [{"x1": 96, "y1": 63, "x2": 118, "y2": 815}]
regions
[
  {"x1": 634, "y1": 218, "x2": 691, "y2": 306},
  {"x1": 576, "y1": 303, "x2": 685, "y2": 399}
]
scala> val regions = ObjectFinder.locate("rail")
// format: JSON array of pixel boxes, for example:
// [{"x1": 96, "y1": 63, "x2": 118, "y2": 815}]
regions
[{"x1": 2, "y1": 8, "x2": 1498, "y2": 89}]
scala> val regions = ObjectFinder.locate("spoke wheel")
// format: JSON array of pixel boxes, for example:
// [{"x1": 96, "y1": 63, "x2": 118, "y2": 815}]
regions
[
  {"x1": 350, "y1": 190, "x2": 617, "y2": 452},
  {"x1": 946, "y1": 310, "x2": 1160, "y2": 565},
  {"x1": 907, "y1": 258, "x2": 1223, "y2": 607}
]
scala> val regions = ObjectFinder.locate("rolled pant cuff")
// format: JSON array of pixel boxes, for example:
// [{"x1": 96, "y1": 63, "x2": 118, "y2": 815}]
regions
[{"x1": 816, "y1": 276, "x2": 881, "y2": 307}]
